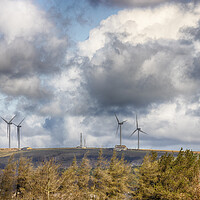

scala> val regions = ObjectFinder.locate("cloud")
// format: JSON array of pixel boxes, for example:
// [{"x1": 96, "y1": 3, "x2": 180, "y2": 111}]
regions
[
  {"x1": 0, "y1": 0, "x2": 67, "y2": 100},
  {"x1": 79, "y1": 4, "x2": 199, "y2": 58},
  {"x1": 55, "y1": 2, "x2": 200, "y2": 151},
  {"x1": 0, "y1": 0, "x2": 69, "y2": 148},
  {"x1": 77, "y1": 4, "x2": 200, "y2": 109},
  {"x1": 87, "y1": 0, "x2": 193, "y2": 8},
  {"x1": 0, "y1": 76, "x2": 51, "y2": 99},
  {"x1": 1, "y1": 0, "x2": 200, "y2": 150}
]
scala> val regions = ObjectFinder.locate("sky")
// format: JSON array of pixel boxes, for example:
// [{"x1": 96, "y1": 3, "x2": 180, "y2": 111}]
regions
[{"x1": 1, "y1": 0, "x2": 200, "y2": 150}]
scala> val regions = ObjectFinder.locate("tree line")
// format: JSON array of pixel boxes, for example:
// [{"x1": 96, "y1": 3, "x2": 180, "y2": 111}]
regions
[{"x1": 0, "y1": 149, "x2": 200, "y2": 199}]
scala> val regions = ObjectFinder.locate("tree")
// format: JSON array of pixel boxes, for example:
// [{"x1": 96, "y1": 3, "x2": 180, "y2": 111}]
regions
[
  {"x1": 15, "y1": 157, "x2": 33, "y2": 199},
  {"x1": 91, "y1": 149, "x2": 111, "y2": 199},
  {"x1": 77, "y1": 153, "x2": 92, "y2": 199},
  {"x1": 134, "y1": 152, "x2": 159, "y2": 200},
  {"x1": 31, "y1": 159, "x2": 62, "y2": 200},
  {"x1": 0, "y1": 155, "x2": 16, "y2": 200},
  {"x1": 61, "y1": 156, "x2": 80, "y2": 200},
  {"x1": 134, "y1": 149, "x2": 200, "y2": 200},
  {"x1": 106, "y1": 151, "x2": 132, "y2": 199}
]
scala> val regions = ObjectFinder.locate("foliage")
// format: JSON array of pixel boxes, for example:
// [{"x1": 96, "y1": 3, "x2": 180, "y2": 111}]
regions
[
  {"x1": 134, "y1": 149, "x2": 200, "y2": 200},
  {"x1": 61, "y1": 156, "x2": 80, "y2": 200},
  {"x1": 15, "y1": 157, "x2": 33, "y2": 199},
  {"x1": 0, "y1": 149, "x2": 200, "y2": 199},
  {"x1": 91, "y1": 148, "x2": 111, "y2": 199},
  {"x1": 31, "y1": 159, "x2": 62, "y2": 200},
  {"x1": 0, "y1": 155, "x2": 16, "y2": 200}
]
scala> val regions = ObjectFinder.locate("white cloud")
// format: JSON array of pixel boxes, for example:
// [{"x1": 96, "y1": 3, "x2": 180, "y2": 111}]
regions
[
  {"x1": 0, "y1": 0, "x2": 67, "y2": 99},
  {"x1": 0, "y1": 76, "x2": 50, "y2": 99},
  {"x1": 71, "y1": 2, "x2": 200, "y2": 150},
  {"x1": 79, "y1": 4, "x2": 200, "y2": 59},
  {"x1": 0, "y1": 0, "x2": 52, "y2": 43},
  {"x1": 1, "y1": 1, "x2": 200, "y2": 150}
]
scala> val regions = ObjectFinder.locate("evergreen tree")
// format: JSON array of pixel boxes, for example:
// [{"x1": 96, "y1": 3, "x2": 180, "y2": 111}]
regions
[
  {"x1": 15, "y1": 157, "x2": 33, "y2": 199},
  {"x1": 106, "y1": 151, "x2": 132, "y2": 199},
  {"x1": 91, "y1": 149, "x2": 111, "y2": 199},
  {"x1": 61, "y1": 156, "x2": 80, "y2": 200},
  {"x1": 134, "y1": 149, "x2": 200, "y2": 200},
  {"x1": 134, "y1": 152, "x2": 159, "y2": 200},
  {"x1": 77, "y1": 153, "x2": 92, "y2": 199},
  {"x1": 0, "y1": 155, "x2": 16, "y2": 200},
  {"x1": 31, "y1": 159, "x2": 62, "y2": 200}
]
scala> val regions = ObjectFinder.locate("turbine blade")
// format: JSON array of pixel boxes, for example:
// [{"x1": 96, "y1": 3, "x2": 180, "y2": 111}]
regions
[
  {"x1": 12, "y1": 123, "x2": 17, "y2": 127},
  {"x1": 140, "y1": 130, "x2": 148, "y2": 135},
  {"x1": 18, "y1": 118, "x2": 25, "y2": 126},
  {"x1": 1, "y1": 116, "x2": 8, "y2": 124},
  {"x1": 9, "y1": 115, "x2": 16, "y2": 123},
  {"x1": 130, "y1": 129, "x2": 137, "y2": 137},
  {"x1": 116, "y1": 125, "x2": 119, "y2": 135},
  {"x1": 122, "y1": 120, "x2": 127, "y2": 123},
  {"x1": 115, "y1": 113, "x2": 119, "y2": 123}
]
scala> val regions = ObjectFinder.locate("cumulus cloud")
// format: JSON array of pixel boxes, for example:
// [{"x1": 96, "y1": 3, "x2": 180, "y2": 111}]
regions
[
  {"x1": 1, "y1": 0, "x2": 200, "y2": 150},
  {"x1": 58, "y1": 2, "x2": 200, "y2": 150},
  {"x1": 0, "y1": 0, "x2": 67, "y2": 100},
  {"x1": 78, "y1": 3, "x2": 200, "y2": 109},
  {"x1": 0, "y1": 0, "x2": 68, "y2": 148}
]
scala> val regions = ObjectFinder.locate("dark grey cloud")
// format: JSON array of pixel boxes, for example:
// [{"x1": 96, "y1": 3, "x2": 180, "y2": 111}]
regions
[
  {"x1": 81, "y1": 36, "x2": 196, "y2": 109},
  {"x1": 0, "y1": 37, "x2": 66, "y2": 76},
  {"x1": 88, "y1": 0, "x2": 168, "y2": 7},
  {"x1": 87, "y1": 0, "x2": 196, "y2": 8},
  {"x1": 182, "y1": 20, "x2": 200, "y2": 42},
  {"x1": 43, "y1": 117, "x2": 66, "y2": 146}
]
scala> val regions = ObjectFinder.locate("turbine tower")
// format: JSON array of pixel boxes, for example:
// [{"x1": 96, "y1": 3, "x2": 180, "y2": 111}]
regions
[
  {"x1": 13, "y1": 118, "x2": 25, "y2": 149},
  {"x1": 1, "y1": 115, "x2": 16, "y2": 148},
  {"x1": 115, "y1": 114, "x2": 127, "y2": 146},
  {"x1": 84, "y1": 138, "x2": 86, "y2": 148},
  {"x1": 130, "y1": 114, "x2": 148, "y2": 149},
  {"x1": 80, "y1": 133, "x2": 83, "y2": 148}
]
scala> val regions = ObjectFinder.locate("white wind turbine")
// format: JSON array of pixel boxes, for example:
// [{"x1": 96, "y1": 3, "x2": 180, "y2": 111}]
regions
[
  {"x1": 1, "y1": 115, "x2": 16, "y2": 148},
  {"x1": 115, "y1": 114, "x2": 127, "y2": 146},
  {"x1": 13, "y1": 118, "x2": 25, "y2": 149},
  {"x1": 130, "y1": 114, "x2": 148, "y2": 149}
]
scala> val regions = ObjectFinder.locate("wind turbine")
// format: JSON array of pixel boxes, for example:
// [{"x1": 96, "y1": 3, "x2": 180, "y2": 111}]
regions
[
  {"x1": 1, "y1": 115, "x2": 16, "y2": 148},
  {"x1": 13, "y1": 118, "x2": 25, "y2": 149},
  {"x1": 130, "y1": 114, "x2": 148, "y2": 149},
  {"x1": 115, "y1": 114, "x2": 127, "y2": 146}
]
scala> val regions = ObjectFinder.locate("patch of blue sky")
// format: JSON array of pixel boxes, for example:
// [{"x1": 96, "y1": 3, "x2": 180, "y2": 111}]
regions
[{"x1": 35, "y1": 0, "x2": 120, "y2": 42}]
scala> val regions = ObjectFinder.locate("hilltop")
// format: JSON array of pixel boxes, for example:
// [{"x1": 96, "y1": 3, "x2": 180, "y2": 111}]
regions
[{"x1": 0, "y1": 147, "x2": 181, "y2": 169}]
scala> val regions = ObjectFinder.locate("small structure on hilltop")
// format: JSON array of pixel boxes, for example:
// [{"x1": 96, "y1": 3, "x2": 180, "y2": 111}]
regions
[
  {"x1": 21, "y1": 147, "x2": 32, "y2": 151},
  {"x1": 114, "y1": 145, "x2": 128, "y2": 151}
]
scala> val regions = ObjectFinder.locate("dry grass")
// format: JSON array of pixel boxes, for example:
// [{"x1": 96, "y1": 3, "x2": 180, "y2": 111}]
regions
[{"x1": 0, "y1": 148, "x2": 20, "y2": 158}]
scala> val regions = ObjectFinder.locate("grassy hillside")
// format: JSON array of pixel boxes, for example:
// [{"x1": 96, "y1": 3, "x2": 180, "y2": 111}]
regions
[{"x1": 0, "y1": 148, "x2": 179, "y2": 169}]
